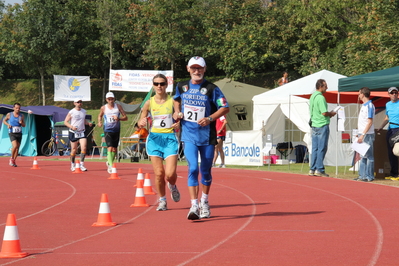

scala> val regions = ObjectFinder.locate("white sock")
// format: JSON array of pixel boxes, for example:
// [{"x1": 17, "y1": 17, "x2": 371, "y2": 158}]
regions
[
  {"x1": 191, "y1": 199, "x2": 198, "y2": 206},
  {"x1": 201, "y1": 193, "x2": 208, "y2": 203},
  {"x1": 159, "y1": 196, "x2": 166, "y2": 201}
]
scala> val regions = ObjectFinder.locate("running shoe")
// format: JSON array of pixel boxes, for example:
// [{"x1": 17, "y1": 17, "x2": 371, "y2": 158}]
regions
[
  {"x1": 315, "y1": 171, "x2": 329, "y2": 177},
  {"x1": 80, "y1": 163, "x2": 87, "y2": 172},
  {"x1": 10, "y1": 158, "x2": 17, "y2": 167},
  {"x1": 200, "y1": 201, "x2": 211, "y2": 218},
  {"x1": 187, "y1": 205, "x2": 200, "y2": 220},
  {"x1": 106, "y1": 162, "x2": 112, "y2": 174},
  {"x1": 308, "y1": 170, "x2": 315, "y2": 176},
  {"x1": 70, "y1": 163, "x2": 75, "y2": 172},
  {"x1": 219, "y1": 164, "x2": 226, "y2": 168},
  {"x1": 362, "y1": 178, "x2": 374, "y2": 182},
  {"x1": 167, "y1": 183, "x2": 180, "y2": 202},
  {"x1": 156, "y1": 200, "x2": 167, "y2": 211}
]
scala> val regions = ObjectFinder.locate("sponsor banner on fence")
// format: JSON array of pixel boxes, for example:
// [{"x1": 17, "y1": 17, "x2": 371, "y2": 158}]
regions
[
  {"x1": 54, "y1": 75, "x2": 91, "y2": 102},
  {"x1": 109, "y1": 70, "x2": 173, "y2": 92},
  {"x1": 222, "y1": 130, "x2": 263, "y2": 166}
]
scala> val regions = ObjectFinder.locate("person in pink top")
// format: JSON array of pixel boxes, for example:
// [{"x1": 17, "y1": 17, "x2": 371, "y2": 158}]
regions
[{"x1": 213, "y1": 115, "x2": 228, "y2": 168}]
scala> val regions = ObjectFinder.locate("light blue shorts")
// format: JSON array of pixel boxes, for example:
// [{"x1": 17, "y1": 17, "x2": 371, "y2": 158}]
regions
[{"x1": 146, "y1": 132, "x2": 178, "y2": 159}]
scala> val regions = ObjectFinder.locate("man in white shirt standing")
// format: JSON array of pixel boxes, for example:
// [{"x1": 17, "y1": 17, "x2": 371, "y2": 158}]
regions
[{"x1": 355, "y1": 87, "x2": 375, "y2": 182}]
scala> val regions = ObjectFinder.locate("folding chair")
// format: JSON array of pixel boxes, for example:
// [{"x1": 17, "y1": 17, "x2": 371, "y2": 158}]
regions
[{"x1": 91, "y1": 137, "x2": 107, "y2": 159}]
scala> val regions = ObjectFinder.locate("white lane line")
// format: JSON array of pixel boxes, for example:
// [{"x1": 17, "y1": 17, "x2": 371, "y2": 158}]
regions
[
  {"x1": 177, "y1": 182, "x2": 256, "y2": 266},
  {"x1": 0, "y1": 171, "x2": 77, "y2": 225},
  {"x1": 261, "y1": 178, "x2": 383, "y2": 266}
]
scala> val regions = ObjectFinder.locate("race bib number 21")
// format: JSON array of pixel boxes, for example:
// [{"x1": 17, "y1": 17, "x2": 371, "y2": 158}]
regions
[{"x1": 183, "y1": 104, "x2": 205, "y2": 123}]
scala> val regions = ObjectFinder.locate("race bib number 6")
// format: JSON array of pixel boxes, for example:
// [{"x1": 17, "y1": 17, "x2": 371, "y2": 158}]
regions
[
  {"x1": 153, "y1": 114, "x2": 173, "y2": 128},
  {"x1": 183, "y1": 104, "x2": 205, "y2": 123}
]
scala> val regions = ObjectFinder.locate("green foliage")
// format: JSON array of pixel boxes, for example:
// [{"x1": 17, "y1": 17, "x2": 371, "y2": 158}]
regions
[
  {"x1": 2, "y1": 0, "x2": 399, "y2": 87},
  {"x1": 343, "y1": 0, "x2": 399, "y2": 75}
]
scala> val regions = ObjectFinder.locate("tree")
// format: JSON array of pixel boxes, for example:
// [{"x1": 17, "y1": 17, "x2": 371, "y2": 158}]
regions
[
  {"x1": 125, "y1": 0, "x2": 200, "y2": 73},
  {"x1": 200, "y1": 0, "x2": 271, "y2": 80},
  {"x1": 275, "y1": 0, "x2": 366, "y2": 75},
  {"x1": 343, "y1": 0, "x2": 399, "y2": 75},
  {"x1": 0, "y1": 0, "x2": 72, "y2": 105}
]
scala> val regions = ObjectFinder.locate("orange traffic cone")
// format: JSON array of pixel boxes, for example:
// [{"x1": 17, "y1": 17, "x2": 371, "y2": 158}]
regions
[
  {"x1": 30, "y1": 157, "x2": 40, "y2": 170},
  {"x1": 108, "y1": 163, "x2": 120, "y2": 180},
  {"x1": 0, "y1": 214, "x2": 29, "y2": 258},
  {"x1": 92, "y1": 193, "x2": 117, "y2": 227},
  {"x1": 134, "y1": 168, "x2": 144, "y2": 187},
  {"x1": 143, "y1": 173, "x2": 156, "y2": 195},
  {"x1": 73, "y1": 160, "x2": 83, "y2": 174},
  {"x1": 130, "y1": 179, "x2": 149, "y2": 207}
]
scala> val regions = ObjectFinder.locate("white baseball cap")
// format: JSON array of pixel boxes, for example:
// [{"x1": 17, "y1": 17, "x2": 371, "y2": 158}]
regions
[
  {"x1": 388, "y1": 87, "x2": 398, "y2": 93},
  {"x1": 188, "y1": 56, "x2": 206, "y2": 67},
  {"x1": 106, "y1": 92, "x2": 115, "y2": 98}
]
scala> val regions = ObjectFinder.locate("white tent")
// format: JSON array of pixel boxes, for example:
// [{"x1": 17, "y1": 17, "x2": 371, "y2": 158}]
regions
[{"x1": 252, "y1": 70, "x2": 353, "y2": 166}]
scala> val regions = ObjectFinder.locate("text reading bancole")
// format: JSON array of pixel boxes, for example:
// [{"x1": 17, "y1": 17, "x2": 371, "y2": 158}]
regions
[{"x1": 224, "y1": 143, "x2": 260, "y2": 157}]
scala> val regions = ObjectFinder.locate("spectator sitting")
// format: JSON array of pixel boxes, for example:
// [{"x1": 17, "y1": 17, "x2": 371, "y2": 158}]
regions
[{"x1": 130, "y1": 123, "x2": 149, "y2": 153}]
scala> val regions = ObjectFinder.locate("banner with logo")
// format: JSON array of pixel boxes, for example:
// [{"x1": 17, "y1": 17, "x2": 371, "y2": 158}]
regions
[
  {"x1": 54, "y1": 75, "x2": 91, "y2": 102},
  {"x1": 109, "y1": 70, "x2": 173, "y2": 92},
  {"x1": 222, "y1": 130, "x2": 263, "y2": 166}
]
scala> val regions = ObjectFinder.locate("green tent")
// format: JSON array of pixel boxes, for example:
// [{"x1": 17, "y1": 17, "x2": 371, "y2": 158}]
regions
[
  {"x1": 338, "y1": 66, "x2": 399, "y2": 92},
  {"x1": 214, "y1": 78, "x2": 268, "y2": 131}
]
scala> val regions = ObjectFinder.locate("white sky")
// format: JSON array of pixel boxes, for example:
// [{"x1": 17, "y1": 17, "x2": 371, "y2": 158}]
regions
[{"x1": 4, "y1": 0, "x2": 24, "y2": 5}]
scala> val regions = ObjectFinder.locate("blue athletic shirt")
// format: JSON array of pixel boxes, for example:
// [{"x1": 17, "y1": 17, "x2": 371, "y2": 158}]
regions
[
  {"x1": 8, "y1": 113, "x2": 23, "y2": 134},
  {"x1": 174, "y1": 79, "x2": 229, "y2": 146},
  {"x1": 386, "y1": 100, "x2": 399, "y2": 129}
]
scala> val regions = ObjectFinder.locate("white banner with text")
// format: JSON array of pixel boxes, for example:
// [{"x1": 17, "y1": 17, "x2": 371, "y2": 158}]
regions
[
  {"x1": 109, "y1": 70, "x2": 173, "y2": 92},
  {"x1": 219, "y1": 130, "x2": 263, "y2": 166}
]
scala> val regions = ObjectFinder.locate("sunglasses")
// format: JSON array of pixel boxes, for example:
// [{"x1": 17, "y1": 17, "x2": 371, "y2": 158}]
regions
[
  {"x1": 153, "y1": 82, "x2": 166, "y2": 86},
  {"x1": 189, "y1": 67, "x2": 205, "y2": 71},
  {"x1": 76, "y1": 101, "x2": 82, "y2": 103},
  {"x1": 390, "y1": 91, "x2": 398, "y2": 95}
]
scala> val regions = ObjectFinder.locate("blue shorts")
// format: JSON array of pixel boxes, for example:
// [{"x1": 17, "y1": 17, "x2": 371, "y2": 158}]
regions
[
  {"x1": 146, "y1": 132, "x2": 178, "y2": 159},
  {"x1": 68, "y1": 131, "x2": 87, "y2": 142},
  {"x1": 217, "y1": 136, "x2": 226, "y2": 141}
]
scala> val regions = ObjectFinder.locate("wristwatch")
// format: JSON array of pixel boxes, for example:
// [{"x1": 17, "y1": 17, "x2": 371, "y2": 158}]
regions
[{"x1": 207, "y1": 116, "x2": 213, "y2": 122}]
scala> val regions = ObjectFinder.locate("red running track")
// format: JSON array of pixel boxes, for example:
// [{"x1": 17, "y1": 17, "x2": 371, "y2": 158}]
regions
[{"x1": 0, "y1": 156, "x2": 398, "y2": 266}]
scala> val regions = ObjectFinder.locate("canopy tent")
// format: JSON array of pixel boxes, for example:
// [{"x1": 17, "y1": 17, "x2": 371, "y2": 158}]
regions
[
  {"x1": 339, "y1": 66, "x2": 399, "y2": 92},
  {"x1": 296, "y1": 91, "x2": 389, "y2": 109},
  {"x1": 115, "y1": 101, "x2": 141, "y2": 114},
  {"x1": 214, "y1": 78, "x2": 268, "y2": 131},
  {"x1": 0, "y1": 105, "x2": 70, "y2": 156},
  {"x1": 252, "y1": 69, "x2": 354, "y2": 166}
]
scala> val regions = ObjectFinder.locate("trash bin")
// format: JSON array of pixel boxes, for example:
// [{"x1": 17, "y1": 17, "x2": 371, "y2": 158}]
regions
[
  {"x1": 294, "y1": 145, "x2": 308, "y2": 163},
  {"x1": 54, "y1": 121, "x2": 95, "y2": 155},
  {"x1": 54, "y1": 122, "x2": 70, "y2": 153}
]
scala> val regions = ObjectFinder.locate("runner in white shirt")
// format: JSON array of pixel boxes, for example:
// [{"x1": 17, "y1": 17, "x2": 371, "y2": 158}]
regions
[{"x1": 64, "y1": 99, "x2": 93, "y2": 172}]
